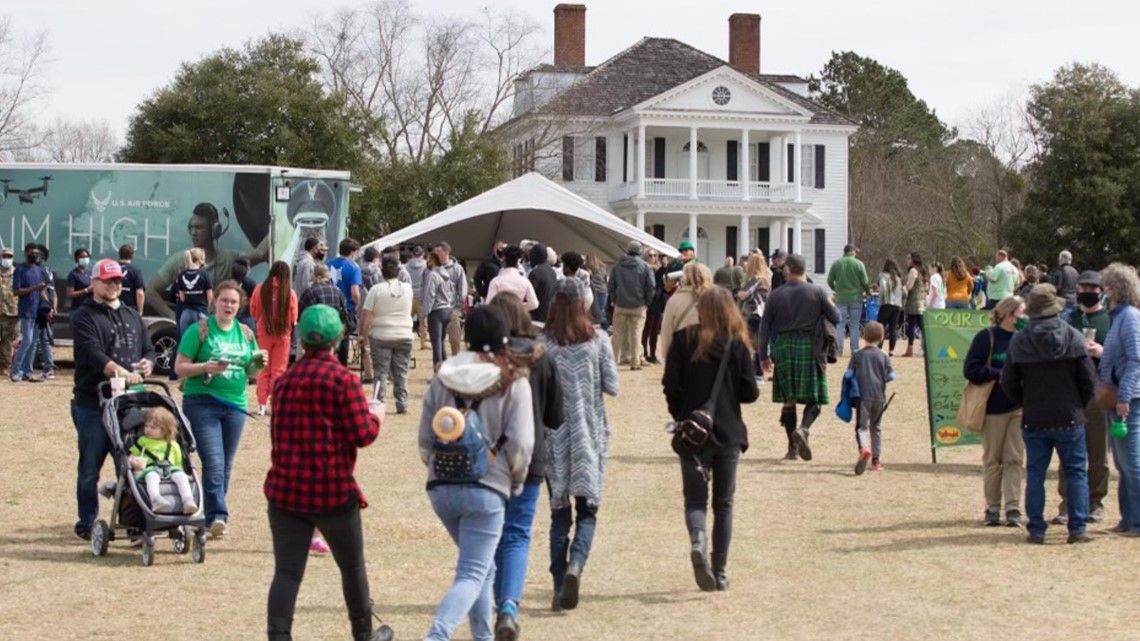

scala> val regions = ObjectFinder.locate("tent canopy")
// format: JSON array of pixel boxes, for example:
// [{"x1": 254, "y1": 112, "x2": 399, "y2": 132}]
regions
[{"x1": 362, "y1": 173, "x2": 678, "y2": 263}]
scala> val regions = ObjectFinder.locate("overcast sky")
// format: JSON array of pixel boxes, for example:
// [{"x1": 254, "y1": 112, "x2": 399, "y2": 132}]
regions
[{"x1": 8, "y1": 0, "x2": 1140, "y2": 141}]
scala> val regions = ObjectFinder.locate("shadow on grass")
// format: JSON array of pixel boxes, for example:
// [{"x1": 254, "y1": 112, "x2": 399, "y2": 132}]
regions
[
  {"x1": 831, "y1": 530, "x2": 1027, "y2": 554},
  {"x1": 820, "y1": 519, "x2": 980, "y2": 535}
]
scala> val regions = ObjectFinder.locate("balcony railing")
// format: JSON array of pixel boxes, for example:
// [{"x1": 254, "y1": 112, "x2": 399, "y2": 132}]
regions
[{"x1": 613, "y1": 179, "x2": 798, "y2": 203}]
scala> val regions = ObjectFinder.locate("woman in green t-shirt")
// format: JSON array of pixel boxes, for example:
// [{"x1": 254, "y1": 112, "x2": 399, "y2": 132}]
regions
[{"x1": 174, "y1": 280, "x2": 265, "y2": 539}]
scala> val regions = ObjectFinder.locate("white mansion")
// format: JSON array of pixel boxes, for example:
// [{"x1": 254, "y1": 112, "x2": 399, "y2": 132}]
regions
[{"x1": 499, "y1": 5, "x2": 856, "y2": 273}]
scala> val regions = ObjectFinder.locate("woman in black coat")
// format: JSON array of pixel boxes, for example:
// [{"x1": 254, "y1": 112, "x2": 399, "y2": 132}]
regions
[{"x1": 662, "y1": 287, "x2": 759, "y2": 592}]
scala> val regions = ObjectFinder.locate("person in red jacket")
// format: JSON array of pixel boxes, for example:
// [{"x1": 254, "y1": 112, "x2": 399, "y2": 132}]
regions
[{"x1": 263, "y1": 304, "x2": 392, "y2": 641}]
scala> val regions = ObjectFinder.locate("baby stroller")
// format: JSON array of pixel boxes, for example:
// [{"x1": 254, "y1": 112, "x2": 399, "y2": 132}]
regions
[{"x1": 90, "y1": 381, "x2": 207, "y2": 566}]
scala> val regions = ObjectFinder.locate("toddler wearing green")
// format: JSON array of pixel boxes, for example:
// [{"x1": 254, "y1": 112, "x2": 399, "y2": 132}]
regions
[{"x1": 130, "y1": 435, "x2": 197, "y2": 514}]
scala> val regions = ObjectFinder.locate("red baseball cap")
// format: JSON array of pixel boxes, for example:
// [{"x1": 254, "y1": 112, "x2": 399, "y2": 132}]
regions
[{"x1": 92, "y1": 259, "x2": 124, "y2": 280}]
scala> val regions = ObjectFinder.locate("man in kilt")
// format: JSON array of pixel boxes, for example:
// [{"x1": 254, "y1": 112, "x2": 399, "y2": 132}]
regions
[{"x1": 759, "y1": 254, "x2": 840, "y2": 461}]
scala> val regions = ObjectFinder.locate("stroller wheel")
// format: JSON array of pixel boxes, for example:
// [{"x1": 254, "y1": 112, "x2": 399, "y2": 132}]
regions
[
  {"x1": 171, "y1": 526, "x2": 189, "y2": 555},
  {"x1": 90, "y1": 520, "x2": 109, "y2": 557},
  {"x1": 191, "y1": 533, "x2": 206, "y2": 564}
]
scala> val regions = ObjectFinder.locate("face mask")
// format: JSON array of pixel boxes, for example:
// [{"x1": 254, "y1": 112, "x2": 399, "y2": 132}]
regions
[
  {"x1": 1077, "y1": 292, "x2": 1101, "y2": 308},
  {"x1": 315, "y1": 252, "x2": 326, "y2": 261},
  {"x1": 233, "y1": 265, "x2": 249, "y2": 279},
  {"x1": 0, "y1": 258, "x2": 11, "y2": 269},
  {"x1": 26, "y1": 254, "x2": 37, "y2": 264},
  {"x1": 78, "y1": 257, "x2": 90, "y2": 268},
  {"x1": 1015, "y1": 317, "x2": 1028, "y2": 331}
]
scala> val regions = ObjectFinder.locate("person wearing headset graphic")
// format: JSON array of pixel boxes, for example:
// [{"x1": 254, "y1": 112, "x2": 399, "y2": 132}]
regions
[{"x1": 147, "y1": 203, "x2": 268, "y2": 318}]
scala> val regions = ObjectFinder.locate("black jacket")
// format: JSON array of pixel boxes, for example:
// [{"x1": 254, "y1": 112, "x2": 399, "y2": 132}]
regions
[
  {"x1": 1050, "y1": 264, "x2": 1080, "y2": 305},
  {"x1": 513, "y1": 338, "x2": 564, "y2": 483},
  {"x1": 71, "y1": 298, "x2": 156, "y2": 408},
  {"x1": 663, "y1": 330, "x2": 760, "y2": 453},
  {"x1": 527, "y1": 244, "x2": 558, "y2": 323},
  {"x1": 1000, "y1": 315, "x2": 1096, "y2": 430},
  {"x1": 758, "y1": 279, "x2": 840, "y2": 361},
  {"x1": 473, "y1": 255, "x2": 502, "y2": 301}
]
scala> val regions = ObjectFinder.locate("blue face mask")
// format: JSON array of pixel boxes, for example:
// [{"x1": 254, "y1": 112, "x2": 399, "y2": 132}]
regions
[{"x1": 78, "y1": 257, "x2": 90, "y2": 268}]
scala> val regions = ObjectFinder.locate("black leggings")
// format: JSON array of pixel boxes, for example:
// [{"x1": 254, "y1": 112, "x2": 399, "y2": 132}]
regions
[
  {"x1": 268, "y1": 499, "x2": 371, "y2": 631},
  {"x1": 680, "y1": 445, "x2": 741, "y2": 571},
  {"x1": 906, "y1": 314, "x2": 924, "y2": 347},
  {"x1": 877, "y1": 305, "x2": 903, "y2": 353}
]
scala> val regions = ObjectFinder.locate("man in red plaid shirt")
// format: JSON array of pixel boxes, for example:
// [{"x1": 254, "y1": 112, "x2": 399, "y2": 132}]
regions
[{"x1": 264, "y1": 304, "x2": 393, "y2": 641}]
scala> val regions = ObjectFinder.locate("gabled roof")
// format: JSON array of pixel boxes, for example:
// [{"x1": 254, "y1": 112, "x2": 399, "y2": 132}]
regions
[{"x1": 517, "y1": 37, "x2": 853, "y2": 127}]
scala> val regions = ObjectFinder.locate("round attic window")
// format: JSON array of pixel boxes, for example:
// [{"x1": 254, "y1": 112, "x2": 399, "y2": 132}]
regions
[{"x1": 712, "y1": 86, "x2": 732, "y2": 106}]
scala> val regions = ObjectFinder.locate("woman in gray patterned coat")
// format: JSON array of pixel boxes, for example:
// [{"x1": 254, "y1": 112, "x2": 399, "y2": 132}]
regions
[{"x1": 540, "y1": 278, "x2": 619, "y2": 612}]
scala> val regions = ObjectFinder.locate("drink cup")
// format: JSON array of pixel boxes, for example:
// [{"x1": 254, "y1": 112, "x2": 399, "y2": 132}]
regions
[
  {"x1": 251, "y1": 351, "x2": 266, "y2": 369},
  {"x1": 1083, "y1": 328, "x2": 1097, "y2": 342},
  {"x1": 110, "y1": 376, "x2": 126, "y2": 397}
]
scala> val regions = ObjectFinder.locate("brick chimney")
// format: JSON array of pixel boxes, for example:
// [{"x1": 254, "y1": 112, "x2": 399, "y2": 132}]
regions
[
  {"x1": 728, "y1": 13, "x2": 761, "y2": 75},
  {"x1": 554, "y1": 4, "x2": 587, "y2": 68}
]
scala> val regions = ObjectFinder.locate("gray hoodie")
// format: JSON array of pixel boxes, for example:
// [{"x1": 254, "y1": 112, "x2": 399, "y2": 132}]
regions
[
  {"x1": 607, "y1": 254, "x2": 656, "y2": 308},
  {"x1": 418, "y1": 352, "x2": 535, "y2": 498},
  {"x1": 406, "y1": 257, "x2": 427, "y2": 301}
]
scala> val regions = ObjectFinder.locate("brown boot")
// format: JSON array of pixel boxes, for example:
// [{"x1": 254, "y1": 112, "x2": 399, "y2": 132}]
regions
[{"x1": 903, "y1": 345, "x2": 914, "y2": 358}]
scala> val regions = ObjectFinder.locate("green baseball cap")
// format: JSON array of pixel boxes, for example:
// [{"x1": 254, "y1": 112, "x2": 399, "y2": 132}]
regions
[
  {"x1": 678, "y1": 240, "x2": 694, "y2": 252},
  {"x1": 298, "y1": 304, "x2": 344, "y2": 348}
]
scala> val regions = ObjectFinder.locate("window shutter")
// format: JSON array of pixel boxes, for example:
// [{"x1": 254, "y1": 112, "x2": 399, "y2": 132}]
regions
[
  {"x1": 595, "y1": 137, "x2": 607, "y2": 183},
  {"x1": 815, "y1": 145, "x2": 826, "y2": 188},
  {"x1": 814, "y1": 229, "x2": 826, "y2": 274},
  {"x1": 726, "y1": 226, "x2": 738, "y2": 261},
  {"x1": 787, "y1": 227, "x2": 794, "y2": 252},
  {"x1": 653, "y1": 138, "x2": 666, "y2": 179},
  {"x1": 757, "y1": 142, "x2": 771, "y2": 182},
  {"x1": 787, "y1": 144, "x2": 795, "y2": 183},
  {"x1": 756, "y1": 228, "x2": 769, "y2": 255},
  {"x1": 562, "y1": 137, "x2": 574, "y2": 181},
  {"x1": 622, "y1": 135, "x2": 629, "y2": 183},
  {"x1": 726, "y1": 141, "x2": 738, "y2": 182},
  {"x1": 651, "y1": 224, "x2": 665, "y2": 241}
]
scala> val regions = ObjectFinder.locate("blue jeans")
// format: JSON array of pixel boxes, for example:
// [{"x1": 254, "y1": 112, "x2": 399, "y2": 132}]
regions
[
  {"x1": 178, "y1": 308, "x2": 208, "y2": 336},
  {"x1": 425, "y1": 484, "x2": 505, "y2": 641},
  {"x1": 947, "y1": 300, "x2": 971, "y2": 309},
  {"x1": 182, "y1": 395, "x2": 247, "y2": 526},
  {"x1": 12, "y1": 317, "x2": 37, "y2": 378},
  {"x1": 1024, "y1": 428, "x2": 1088, "y2": 537},
  {"x1": 1111, "y1": 403, "x2": 1140, "y2": 530},
  {"x1": 72, "y1": 401, "x2": 115, "y2": 534},
  {"x1": 36, "y1": 324, "x2": 54, "y2": 374},
  {"x1": 493, "y1": 481, "x2": 541, "y2": 609},
  {"x1": 549, "y1": 497, "x2": 598, "y2": 592},
  {"x1": 427, "y1": 308, "x2": 452, "y2": 368},
  {"x1": 836, "y1": 300, "x2": 863, "y2": 355},
  {"x1": 592, "y1": 291, "x2": 609, "y2": 329}
]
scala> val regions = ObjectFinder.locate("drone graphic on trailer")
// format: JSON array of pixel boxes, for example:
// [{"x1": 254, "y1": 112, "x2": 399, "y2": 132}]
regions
[{"x1": 0, "y1": 176, "x2": 53, "y2": 205}]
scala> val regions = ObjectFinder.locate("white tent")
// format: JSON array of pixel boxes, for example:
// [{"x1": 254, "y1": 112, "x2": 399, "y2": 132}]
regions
[{"x1": 362, "y1": 173, "x2": 678, "y2": 263}]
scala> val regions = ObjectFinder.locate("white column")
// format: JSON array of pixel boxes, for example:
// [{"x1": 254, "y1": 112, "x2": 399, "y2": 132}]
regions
[
  {"x1": 636, "y1": 124, "x2": 647, "y2": 198},
  {"x1": 776, "y1": 135, "x2": 786, "y2": 184},
  {"x1": 635, "y1": 210, "x2": 645, "y2": 232},
  {"x1": 771, "y1": 219, "x2": 783, "y2": 255},
  {"x1": 689, "y1": 126, "x2": 698, "y2": 200},
  {"x1": 739, "y1": 214, "x2": 750, "y2": 258},
  {"x1": 741, "y1": 128, "x2": 750, "y2": 201},
  {"x1": 794, "y1": 130, "x2": 803, "y2": 203},
  {"x1": 688, "y1": 212, "x2": 699, "y2": 259},
  {"x1": 626, "y1": 129, "x2": 635, "y2": 185},
  {"x1": 793, "y1": 217, "x2": 803, "y2": 254}
]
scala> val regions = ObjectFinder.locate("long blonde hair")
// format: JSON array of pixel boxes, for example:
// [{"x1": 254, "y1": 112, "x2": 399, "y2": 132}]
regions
[
  {"x1": 682, "y1": 262, "x2": 714, "y2": 297},
  {"x1": 745, "y1": 253, "x2": 771, "y2": 289},
  {"x1": 184, "y1": 247, "x2": 206, "y2": 269}
]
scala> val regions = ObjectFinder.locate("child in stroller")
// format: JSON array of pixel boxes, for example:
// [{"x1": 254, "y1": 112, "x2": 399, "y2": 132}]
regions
[
  {"x1": 90, "y1": 381, "x2": 207, "y2": 566},
  {"x1": 129, "y1": 407, "x2": 197, "y2": 514}
]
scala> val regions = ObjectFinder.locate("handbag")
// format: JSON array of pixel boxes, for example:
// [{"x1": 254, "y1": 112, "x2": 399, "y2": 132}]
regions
[
  {"x1": 677, "y1": 338, "x2": 735, "y2": 452},
  {"x1": 956, "y1": 329, "x2": 995, "y2": 433},
  {"x1": 1095, "y1": 382, "x2": 1118, "y2": 410}
]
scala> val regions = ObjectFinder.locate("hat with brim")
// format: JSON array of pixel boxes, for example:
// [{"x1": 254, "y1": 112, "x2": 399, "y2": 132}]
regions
[
  {"x1": 1025, "y1": 284, "x2": 1066, "y2": 319},
  {"x1": 1078, "y1": 270, "x2": 1101, "y2": 287},
  {"x1": 0, "y1": 247, "x2": 12, "y2": 257},
  {"x1": 678, "y1": 240, "x2": 694, "y2": 252},
  {"x1": 93, "y1": 259, "x2": 124, "y2": 280},
  {"x1": 299, "y1": 304, "x2": 344, "y2": 348}
]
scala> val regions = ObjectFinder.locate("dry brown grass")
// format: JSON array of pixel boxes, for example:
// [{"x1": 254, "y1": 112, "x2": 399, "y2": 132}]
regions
[{"x1": 1, "y1": 350, "x2": 1137, "y2": 641}]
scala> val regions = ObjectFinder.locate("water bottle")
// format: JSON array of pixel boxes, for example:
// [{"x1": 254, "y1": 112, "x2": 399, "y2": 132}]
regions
[{"x1": 1111, "y1": 418, "x2": 1129, "y2": 439}]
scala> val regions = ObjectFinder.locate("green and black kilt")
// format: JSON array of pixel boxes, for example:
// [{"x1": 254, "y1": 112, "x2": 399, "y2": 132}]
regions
[{"x1": 771, "y1": 334, "x2": 828, "y2": 405}]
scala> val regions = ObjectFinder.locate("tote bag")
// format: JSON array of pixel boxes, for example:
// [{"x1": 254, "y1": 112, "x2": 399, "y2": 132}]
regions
[{"x1": 956, "y1": 329, "x2": 995, "y2": 433}]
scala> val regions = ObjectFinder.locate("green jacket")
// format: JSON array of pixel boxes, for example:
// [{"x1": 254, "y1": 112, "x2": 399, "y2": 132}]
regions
[{"x1": 827, "y1": 255, "x2": 871, "y2": 304}]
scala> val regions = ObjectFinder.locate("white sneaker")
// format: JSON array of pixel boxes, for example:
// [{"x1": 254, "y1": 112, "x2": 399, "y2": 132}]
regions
[
  {"x1": 182, "y1": 498, "x2": 198, "y2": 515},
  {"x1": 209, "y1": 519, "x2": 227, "y2": 539},
  {"x1": 152, "y1": 496, "x2": 173, "y2": 513},
  {"x1": 257, "y1": 405, "x2": 267, "y2": 417}
]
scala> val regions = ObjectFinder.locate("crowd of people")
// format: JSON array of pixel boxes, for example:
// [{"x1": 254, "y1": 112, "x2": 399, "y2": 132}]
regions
[{"x1": 10, "y1": 225, "x2": 1140, "y2": 640}]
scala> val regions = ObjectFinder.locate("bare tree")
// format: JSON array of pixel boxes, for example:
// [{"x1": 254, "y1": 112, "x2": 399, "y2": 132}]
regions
[
  {"x1": 32, "y1": 118, "x2": 119, "y2": 162},
  {"x1": 964, "y1": 96, "x2": 1031, "y2": 248},
  {"x1": 0, "y1": 16, "x2": 51, "y2": 158},
  {"x1": 308, "y1": 1, "x2": 542, "y2": 163}
]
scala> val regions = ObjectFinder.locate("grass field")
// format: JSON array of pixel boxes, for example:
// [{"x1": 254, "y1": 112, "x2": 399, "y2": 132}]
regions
[{"x1": 1, "y1": 349, "x2": 1136, "y2": 641}]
